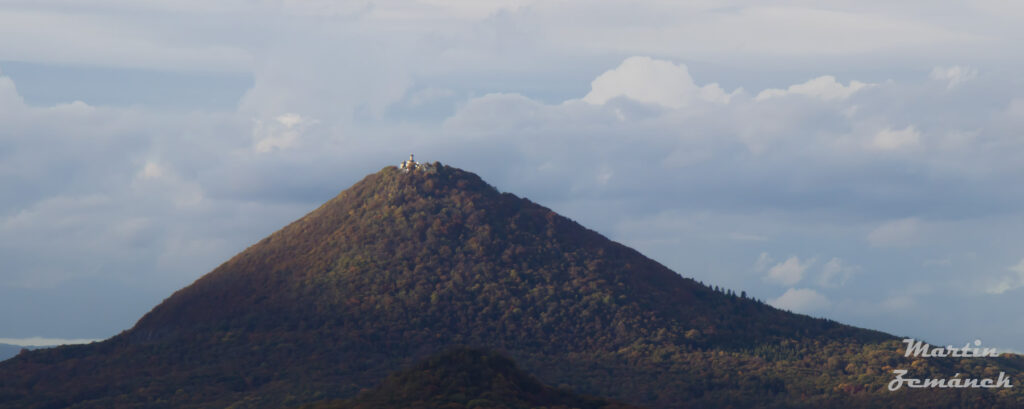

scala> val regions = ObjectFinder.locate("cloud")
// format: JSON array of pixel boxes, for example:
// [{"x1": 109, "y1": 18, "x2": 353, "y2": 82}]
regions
[
  {"x1": 987, "y1": 258, "x2": 1024, "y2": 294},
  {"x1": 0, "y1": 70, "x2": 270, "y2": 294},
  {"x1": 582, "y1": 56, "x2": 736, "y2": 109},
  {"x1": 770, "y1": 288, "x2": 830, "y2": 314},
  {"x1": 131, "y1": 161, "x2": 205, "y2": 207},
  {"x1": 138, "y1": 162, "x2": 165, "y2": 180},
  {"x1": 253, "y1": 113, "x2": 317, "y2": 153},
  {"x1": 442, "y1": 92, "x2": 551, "y2": 134},
  {"x1": 0, "y1": 72, "x2": 25, "y2": 109},
  {"x1": 0, "y1": 8, "x2": 252, "y2": 72},
  {"x1": 867, "y1": 218, "x2": 923, "y2": 247},
  {"x1": 869, "y1": 126, "x2": 920, "y2": 150},
  {"x1": 526, "y1": 4, "x2": 982, "y2": 63},
  {"x1": 754, "y1": 252, "x2": 774, "y2": 272},
  {"x1": 819, "y1": 258, "x2": 859, "y2": 288},
  {"x1": 0, "y1": 337, "x2": 100, "y2": 347},
  {"x1": 765, "y1": 256, "x2": 813, "y2": 286},
  {"x1": 2, "y1": 195, "x2": 113, "y2": 238},
  {"x1": 930, "y1": 66, "x2": 978, "y2": 90},
  {"x1": 756, "y1": 76, "x2": 871, "y2": 101}
]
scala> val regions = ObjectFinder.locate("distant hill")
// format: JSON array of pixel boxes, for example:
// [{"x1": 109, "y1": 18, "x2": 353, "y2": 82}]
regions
[
  {"x1": 299, "y1": 347, "x2": 641, "y2": 409},
  {"x1": 1, "y1": 163, "x2": 1022, "y2": 408}
]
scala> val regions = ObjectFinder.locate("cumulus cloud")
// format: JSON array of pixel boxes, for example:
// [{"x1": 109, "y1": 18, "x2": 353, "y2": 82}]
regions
[
  {"x1": 0, "y1": 69, "x2": 279, "y2": 300},
  {"x1": 869, "y1": 126, "x2": 920, "y2": 150},
  {"x1": 756, "y1": 76, "x2": 871, "y2": 101},
  {"x1": 582, "y1": 56, "x2": 736, "y2": 109},
  {"x1": 819, "y1": 258, "x2": 859, "y2": 288},
  {"x1": 253, "y1": 113, "x2": 317, "y2": 153},
  {"x1": 765, "y1": 256, "x2": 814, "y2": 286},
  {"x1": 131, "y1": 161, "x2": 204, "y2": 207},
  {"x1": 987, "y1": 259, "x2": 1024, "y2": 294},
  {"x1": 930, "y1": 66, "x2": 978, "y2": 89},
  {"x1": 770, "y1": 288, "x2": 830, "y2": 314}
]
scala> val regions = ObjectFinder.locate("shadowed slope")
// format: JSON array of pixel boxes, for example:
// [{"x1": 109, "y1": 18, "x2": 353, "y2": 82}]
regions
[{"x1": 300, "y1": 347, "x2": 642, "y2": 409}]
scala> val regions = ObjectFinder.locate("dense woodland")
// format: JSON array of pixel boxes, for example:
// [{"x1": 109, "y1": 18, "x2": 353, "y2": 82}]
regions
[
  {"x1": 1, "y1": 164, "x2": 1022, "y2": 408},
  {"x1": 299, "y1": 347, "x2": 639, "y2": 409}
]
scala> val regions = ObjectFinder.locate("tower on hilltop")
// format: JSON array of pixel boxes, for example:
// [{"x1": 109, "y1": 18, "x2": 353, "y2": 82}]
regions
[
  {"x1": 400, "y1": 154, "x2": 417, "y2": 171},
  {"x1": 399, "y1": 154, "x2": 437, "y2": 173}
]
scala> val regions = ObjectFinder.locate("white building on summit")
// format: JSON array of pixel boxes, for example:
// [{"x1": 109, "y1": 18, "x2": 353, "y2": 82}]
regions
[
  {"x1": 400, "y1": 154, "x2": 418, "y2": 171},
  {"x1": 400, "y1": 154, "x2": 437, "y2": 172}
]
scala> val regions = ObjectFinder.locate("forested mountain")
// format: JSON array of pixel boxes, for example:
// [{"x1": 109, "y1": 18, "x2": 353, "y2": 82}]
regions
[{"x1": 1, "y1": 163, "x2": 1021, "y2": 408}]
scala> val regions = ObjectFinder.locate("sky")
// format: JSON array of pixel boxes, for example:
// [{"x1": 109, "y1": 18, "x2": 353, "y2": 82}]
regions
[{"x1": 1, "y1": 0, "x2": 1023, "y2": 351}]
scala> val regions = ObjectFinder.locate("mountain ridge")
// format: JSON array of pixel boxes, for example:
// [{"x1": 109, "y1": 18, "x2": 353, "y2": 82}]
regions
[{"x1": 1, "y1": 163, "x2": 1021, "y2": 408}]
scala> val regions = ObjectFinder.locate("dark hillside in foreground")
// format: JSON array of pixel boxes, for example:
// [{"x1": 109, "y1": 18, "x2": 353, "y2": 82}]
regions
[
  {"x1": 300, "y1": 347, "x2": 642, "y2": 409},
  {"x1": 1, "y1": 163, "x2": 1022, "y2": 408}
]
